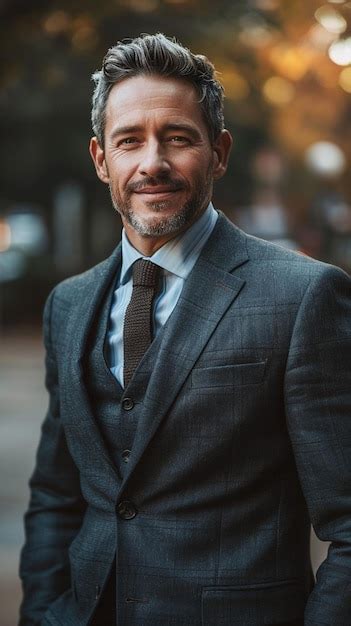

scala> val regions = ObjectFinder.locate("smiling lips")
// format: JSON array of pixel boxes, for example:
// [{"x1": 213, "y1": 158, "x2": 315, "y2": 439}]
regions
[{"x1": 135, "y1": 186, "x2": 183, "y2": 195}]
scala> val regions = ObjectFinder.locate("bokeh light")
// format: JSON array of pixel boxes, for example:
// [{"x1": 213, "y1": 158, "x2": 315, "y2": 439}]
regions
[
  {"x1": 42, "y1": 10, "x2": 71, "y2": 36},
  {"x1": 71, "y1": 16, "x2": 98, "y2": 52},
  {"x1": 328, "y1": 36, "x2": 351, "y2": 64},
  {"x1": 262, "y1": 76, "x2": 295, "y2": 105},
  {"x1": 315, "y1": 5, "x2": 347, "y2": 34},
  {"x1": 217, "y1": 66, "x2": 250, "y2": 101},
  {"x1": 305, "y1": 141, "x2": 347, "y2": 176},
  {"x1": 269, "y1": 44, "x2": 311, "y2": 80},
  {"x1": 7, "y1": 213, "x2": 48, "y2": 254}
]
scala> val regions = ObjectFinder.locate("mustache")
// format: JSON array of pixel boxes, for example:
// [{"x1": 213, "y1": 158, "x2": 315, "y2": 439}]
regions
[{"x1": 126, "y1": 176, "x2": 185, "y2": 193}]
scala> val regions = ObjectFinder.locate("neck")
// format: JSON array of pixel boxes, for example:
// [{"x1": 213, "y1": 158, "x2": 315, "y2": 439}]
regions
[
  {"x1": 121, "y1": 205, "x2": 210, "y2": 256},
  {"x1": 122, "y1": 227, "x2": 179, "y2": 256}
]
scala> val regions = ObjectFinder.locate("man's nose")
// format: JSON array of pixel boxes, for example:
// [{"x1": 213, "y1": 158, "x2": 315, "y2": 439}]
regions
[{"x1": 138, "y1": 140, "x2": 171, "y2": 178}]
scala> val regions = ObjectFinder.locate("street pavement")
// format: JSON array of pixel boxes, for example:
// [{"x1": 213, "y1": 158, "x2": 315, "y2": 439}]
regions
[
  {"x1": 0, "y1": 329, "x2": 46, "y2": 626},
  {"x1": 0, "y1": 328, "x2": 328, "y2": 626}
]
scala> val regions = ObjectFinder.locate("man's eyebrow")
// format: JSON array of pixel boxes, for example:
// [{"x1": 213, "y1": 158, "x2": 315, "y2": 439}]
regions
[
  {"x1": 163, "y1": 123, "x2": 202, "y2": 139},
  {"x1": 109, "y1": 123, "x2": 202, "y2": 141},
  {"x1": 109, "y1": 125, "x2": 143, "y2": 140}
]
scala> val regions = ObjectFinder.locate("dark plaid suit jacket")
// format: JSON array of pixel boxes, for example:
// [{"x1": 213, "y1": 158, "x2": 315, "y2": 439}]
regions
[{"x1": 19, "y1": 213, "x2": 351, "y2": 625}]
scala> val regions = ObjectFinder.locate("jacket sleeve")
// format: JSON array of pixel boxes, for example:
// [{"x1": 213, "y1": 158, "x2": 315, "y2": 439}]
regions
[
  {"x1": 284, "y1": 264, "x2": 351, "y2": 625},
  {"x1": 19, "y1": 288, "x2": 87, "y2": 626}
]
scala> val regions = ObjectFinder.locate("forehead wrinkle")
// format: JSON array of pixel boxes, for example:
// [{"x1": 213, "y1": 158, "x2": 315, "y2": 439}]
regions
[
  {"x1": 106, "y1": 104, "x2": 194, "y2": 134},
  {"x1": 104, "y1": 75, "x2": 210, "y2": 141},
  {"x1": 106, "y1": 86, "x2": 199, "y2": 122}
]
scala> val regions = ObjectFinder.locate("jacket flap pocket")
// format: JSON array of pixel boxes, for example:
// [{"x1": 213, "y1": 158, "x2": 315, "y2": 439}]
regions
[
  {"x1": 192, "y1": 360, "x2": 267, "y2": 389},
  {"x1": 202, "y1": 580, "x2": 304, "y2": 625}
]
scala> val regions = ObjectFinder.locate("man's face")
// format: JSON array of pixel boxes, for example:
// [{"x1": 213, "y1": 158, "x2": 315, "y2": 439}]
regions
[{"x1": 90, "y1": 74, "x2": 232, "y2": 252}]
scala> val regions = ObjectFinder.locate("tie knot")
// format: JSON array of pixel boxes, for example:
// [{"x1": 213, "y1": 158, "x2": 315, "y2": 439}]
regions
[{"x1": 132, "y1": 259, "x2": 160, "y2": 287}]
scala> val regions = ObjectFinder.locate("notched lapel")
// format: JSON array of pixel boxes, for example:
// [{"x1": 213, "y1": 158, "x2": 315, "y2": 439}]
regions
[
  {"x1": 60, "y1": 244, "x2": 122, "y2": 479},
  {"x1": 66, "y1": 245, "x2": 122, "y2": 363}
]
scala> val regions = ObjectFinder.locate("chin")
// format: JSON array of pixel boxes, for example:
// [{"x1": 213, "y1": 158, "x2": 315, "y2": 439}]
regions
[
  {"x1": 128, "y1": 211, "x2": 191, "y2": 237},
  {"x1": 136, "y1": 197, "x2": 185, "y2": 214}
]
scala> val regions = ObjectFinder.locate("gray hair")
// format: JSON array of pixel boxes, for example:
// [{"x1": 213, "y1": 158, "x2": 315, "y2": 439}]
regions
[{"x1": 91, "y1": 33, "x2": 225, "y2": 146}]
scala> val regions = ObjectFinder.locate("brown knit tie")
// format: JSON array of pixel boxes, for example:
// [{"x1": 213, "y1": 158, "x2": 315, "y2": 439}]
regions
[{"x1": 123, "y1": 259, "x2": 160, "y2": 387}]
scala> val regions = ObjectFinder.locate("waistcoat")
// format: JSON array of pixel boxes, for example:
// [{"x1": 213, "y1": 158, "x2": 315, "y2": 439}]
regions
[{"x1": 83, "y1": 274, "x2": 165, "y2": 478}]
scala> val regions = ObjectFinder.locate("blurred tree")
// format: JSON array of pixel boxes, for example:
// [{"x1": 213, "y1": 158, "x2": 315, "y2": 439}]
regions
[{"x1": 0, "y1": 0, "x2": 350, "y2": 323}]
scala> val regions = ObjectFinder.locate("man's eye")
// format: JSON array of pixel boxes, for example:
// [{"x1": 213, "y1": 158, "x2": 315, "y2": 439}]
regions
[
  {"x1": 168, "y1": 136, "x2": 189, "y2": 143},
  {"x1": 119, "y1": 137, "x2": 138, "y2": 146}
]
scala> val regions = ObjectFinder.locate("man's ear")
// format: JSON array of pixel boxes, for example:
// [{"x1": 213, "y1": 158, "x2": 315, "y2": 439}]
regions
[
  {"x1": 89, "y1": 136, "x2": 109, "y2": 183},
  {"x1": 212, "y1": 129, "x2": 233, "y2": 180}
]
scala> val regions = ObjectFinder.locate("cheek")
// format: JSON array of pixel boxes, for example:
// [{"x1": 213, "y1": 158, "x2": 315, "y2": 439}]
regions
[
  {"x1": 180, "y1": 151, "x2": 213, "y2": 176},
  {"x1": 188, "y1": 162, "x2": 213, "y2": 185},
  {"x1": 107, "y1": 154, "x2": 136, "y2": 186},
  {"x1": 176, "y1": 159, "x2": 206, "y2": 182},
  {"x1": 108, "y1": 171, "x2": 130, "y2": 196}
]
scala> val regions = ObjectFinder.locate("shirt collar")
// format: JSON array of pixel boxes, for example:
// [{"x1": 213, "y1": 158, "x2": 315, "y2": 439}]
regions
[{"x1": 120, "y1": 202, "x2": 218, "y2": 285}]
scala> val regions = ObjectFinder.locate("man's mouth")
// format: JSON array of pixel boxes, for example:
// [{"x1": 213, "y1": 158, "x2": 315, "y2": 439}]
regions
[{"x1": 135, "y1": 185, "x2": 183, "y2": 195}]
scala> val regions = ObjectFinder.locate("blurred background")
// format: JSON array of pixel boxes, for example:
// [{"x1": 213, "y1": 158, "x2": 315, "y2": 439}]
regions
[{"x1": 0, "y1": 0, "x2": 350, "y2": 624}]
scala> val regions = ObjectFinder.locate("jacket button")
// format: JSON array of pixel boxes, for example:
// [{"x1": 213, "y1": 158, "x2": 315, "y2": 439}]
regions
[
  {"x1": 117, "y1": 500, "x2": 137, "y2": 520},
  {"x1": 122, "y1": 449, "x2": 131, "y2": 463},
  {"x1": 122, "y1": 397, "x2": 134, "y2": 411}
]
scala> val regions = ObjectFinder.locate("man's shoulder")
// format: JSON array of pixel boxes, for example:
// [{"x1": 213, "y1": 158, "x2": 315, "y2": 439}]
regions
[
  {"x1": 216, "y1": 214, "x2": 349, "y2": 290},
  {"x1": 245, "y1": 231, "x2": 320, "y2": 269},
  {"x1": 246, "y1": 230, "x2": 347, "y2": 280}
]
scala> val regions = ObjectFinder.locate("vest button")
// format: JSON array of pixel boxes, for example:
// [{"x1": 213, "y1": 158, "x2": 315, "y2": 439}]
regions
[
  {"x1": 117, "y1": 500, "x2": 137, "y2": 520},
  {"x1": 122, "y1": 449, "x2": 131, "y2": 463},
  {"x1": 122, "y1": 397, "x2": 134, "y2": 411}
]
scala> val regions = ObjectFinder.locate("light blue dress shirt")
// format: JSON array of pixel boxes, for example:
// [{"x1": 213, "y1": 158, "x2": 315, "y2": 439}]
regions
[{"x1": 107, "y1": 203, "x2": 218, "y2": 387}]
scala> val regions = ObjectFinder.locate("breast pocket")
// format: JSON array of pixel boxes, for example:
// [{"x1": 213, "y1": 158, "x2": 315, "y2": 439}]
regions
[
  {"x1": 201, "y1": 579, "x2": 305, "y2": 625},
  {"x1": 191, "y1": 360, "x2": 267, "y2": 389}
]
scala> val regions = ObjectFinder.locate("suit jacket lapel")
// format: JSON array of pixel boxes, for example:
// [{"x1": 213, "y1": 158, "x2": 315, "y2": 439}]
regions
[
  {"x1": 61, "y1": 244, "x2": 122, "y2": 479},
  {"x1": 67, "y1": 244, "x2": 122, "y2": 361},
  {"x1": 121, "y1": 213, "x2": 249, "y2": 487}
]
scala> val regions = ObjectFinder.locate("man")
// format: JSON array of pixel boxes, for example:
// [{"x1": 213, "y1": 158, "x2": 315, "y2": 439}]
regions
[{"x1": 19, "y1": 33, "x2": 351, "y2": 626}]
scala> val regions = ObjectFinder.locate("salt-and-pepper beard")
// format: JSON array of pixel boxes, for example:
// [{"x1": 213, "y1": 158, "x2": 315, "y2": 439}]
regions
[{"x1": 108, "y1": 165, "x2": 214, "y2": 238}]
